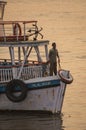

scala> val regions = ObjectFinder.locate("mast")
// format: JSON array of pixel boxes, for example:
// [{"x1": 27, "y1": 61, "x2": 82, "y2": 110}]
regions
[
  {"x1": 0, "y1": 1, "x2": 7, "y2": 20},
  {"x1": 0, "y1": 1, "x2": 7, "y2": 36}
]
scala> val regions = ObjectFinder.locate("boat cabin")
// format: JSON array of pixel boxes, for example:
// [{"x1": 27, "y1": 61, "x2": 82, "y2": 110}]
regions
[
  {"x1": 0, "y1": 21, "x2": 50, "y2": 84},
  {"x1": 0, "y1": 1, "x2": 50, "y2": 84}
]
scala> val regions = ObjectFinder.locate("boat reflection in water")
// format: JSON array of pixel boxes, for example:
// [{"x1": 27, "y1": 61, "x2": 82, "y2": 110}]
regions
[{"x1": 0, "y1": 111, "x2": 64, "y2": 130}]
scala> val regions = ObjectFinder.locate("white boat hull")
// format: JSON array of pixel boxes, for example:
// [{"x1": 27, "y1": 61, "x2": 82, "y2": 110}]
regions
[{"x1": 0, "y1": 76, "x2": 66, "y2": 114}]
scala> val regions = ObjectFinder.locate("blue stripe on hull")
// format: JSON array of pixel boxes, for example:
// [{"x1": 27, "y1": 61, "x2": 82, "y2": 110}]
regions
[
  {"x1": 27, "y1": 80, "x2": 60, "y2": 89},
  {"x1": 0, "y1": 79, "x2": 60, "y2": 93}
]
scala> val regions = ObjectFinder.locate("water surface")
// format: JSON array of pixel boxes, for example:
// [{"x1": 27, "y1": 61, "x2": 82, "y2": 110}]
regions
[{"x1": 0, "y1": 0, "x2": 86, "y2": 130}]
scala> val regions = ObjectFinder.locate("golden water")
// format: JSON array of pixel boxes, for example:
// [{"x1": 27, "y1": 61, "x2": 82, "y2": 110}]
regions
[{"x1": 0, "y1": 0, "x2": 86, "y2": 130}]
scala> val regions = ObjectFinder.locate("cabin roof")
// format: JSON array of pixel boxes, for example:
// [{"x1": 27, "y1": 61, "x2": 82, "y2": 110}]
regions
[
  {"x1": 0, "y1": 1, "x2": 7, "y2": 4},
  {"x1": 0, "y1": 40, "x2": 49, "y2": 47},
  {"x1": 0, "y1": 21, "x2": 37, "y2": 24}
]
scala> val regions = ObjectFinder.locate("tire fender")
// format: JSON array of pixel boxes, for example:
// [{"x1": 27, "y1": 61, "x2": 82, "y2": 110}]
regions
[
  {"x1": 58, "y1": 69, "x2": 73, "y2": 84},
  {"x1": 6, "y1": 79, "x2": 28, "y2": 102}
]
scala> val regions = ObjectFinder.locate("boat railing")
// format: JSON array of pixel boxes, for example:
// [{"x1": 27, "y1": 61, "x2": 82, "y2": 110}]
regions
[
  {"x1": 0, "y1": 20, "x2": 38, "y2": 42},
  {"x1": 0, "y1": 67, "x2": 13, "y2": 83},
  {"x1": 0, "y1": 62, "x2": 49, "y2": 83},
  {"x1": 19, "y1": 65, "x2": 43, "y2": 80}
]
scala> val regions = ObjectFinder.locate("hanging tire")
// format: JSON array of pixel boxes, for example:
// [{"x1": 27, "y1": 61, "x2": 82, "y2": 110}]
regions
[
  {"x1": 6, "y1": 79, "x2": 28, "y2": 102},
  {"x1": 58, "y1": 69, "x2": 73, "y2": 84}
]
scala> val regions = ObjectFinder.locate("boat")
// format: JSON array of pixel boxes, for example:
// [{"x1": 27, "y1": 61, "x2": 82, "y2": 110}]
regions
[{"x1": 0, "y1": 1, "x2": 73, "y2": 114}]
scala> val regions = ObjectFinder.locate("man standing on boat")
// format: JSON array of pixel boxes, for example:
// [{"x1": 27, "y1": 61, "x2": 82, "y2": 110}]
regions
[{"x1": 49, "y1": 42, "x2": 60, "y2": 76}]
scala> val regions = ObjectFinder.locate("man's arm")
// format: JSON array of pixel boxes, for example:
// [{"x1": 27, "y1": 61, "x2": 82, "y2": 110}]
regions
[{"x1": 57, "y1": 50, "x2": 61, "y2": 69}]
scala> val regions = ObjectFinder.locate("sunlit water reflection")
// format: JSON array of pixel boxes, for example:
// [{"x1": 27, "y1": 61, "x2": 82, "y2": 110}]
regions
[{"x1": 0, "y1": 0, "x2": 86, "y2": 130}]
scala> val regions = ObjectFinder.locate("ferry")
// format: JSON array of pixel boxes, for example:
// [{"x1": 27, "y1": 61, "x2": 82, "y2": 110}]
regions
[{"x1": 0, "y1": 1, "x2": 73, "y2": 114}]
